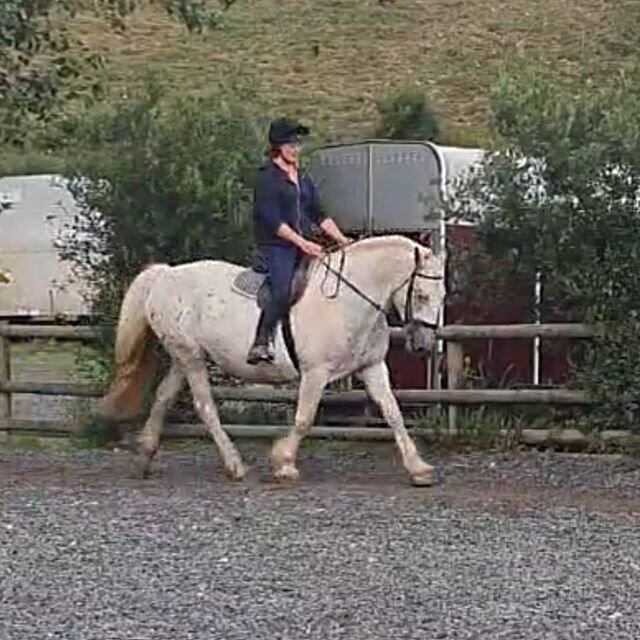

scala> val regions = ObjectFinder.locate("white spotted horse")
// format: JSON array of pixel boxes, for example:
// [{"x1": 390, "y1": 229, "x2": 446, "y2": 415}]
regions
[{"x1": 99, "y1": 234, "x2": 446, "y2": 485}]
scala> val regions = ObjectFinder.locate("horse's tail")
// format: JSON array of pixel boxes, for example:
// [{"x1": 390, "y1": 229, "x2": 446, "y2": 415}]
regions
[{"x1": 100, "y1": 263, "x2": 169, "y2": 421}]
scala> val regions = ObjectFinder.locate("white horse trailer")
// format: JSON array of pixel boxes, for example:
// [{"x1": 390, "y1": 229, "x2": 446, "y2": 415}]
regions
[
  {"x1": 308, "y1": 140, "x2": 485, "y2": 250},
  {"x1": 0, "y1": 174, "x2": 91, "y2": 320}
]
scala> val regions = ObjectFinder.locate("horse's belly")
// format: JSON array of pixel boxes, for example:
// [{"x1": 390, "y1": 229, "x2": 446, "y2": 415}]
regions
[
  {"x1": 218, "y1": 360, "x2": 298, "y2": 384},
  {"x1": 197, "y1": 295, "x2": 299, "y2": 383},
  {"x1": 206, "y1": 340, "x2": 299, "y2": 384}
]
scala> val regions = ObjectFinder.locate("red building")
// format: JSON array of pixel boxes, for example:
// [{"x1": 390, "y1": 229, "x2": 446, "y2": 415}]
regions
[{"x1": 386, "y1": 223, "x2": 572, "y2": 391}]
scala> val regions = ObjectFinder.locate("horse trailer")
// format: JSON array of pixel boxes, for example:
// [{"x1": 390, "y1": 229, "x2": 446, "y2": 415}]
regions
[{"x1": 0, "y1": 174, "x2": 91, "y2": 321}]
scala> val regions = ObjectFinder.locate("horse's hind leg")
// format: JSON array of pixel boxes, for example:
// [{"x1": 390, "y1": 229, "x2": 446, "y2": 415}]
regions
[
  {"x1": 138, "y1": 363, "x2": 184, "y2": 478},
  {"x1": 358, "y1": 361, "x2": 434, "y2": 486},
  {"x1": 182, "y1": 358, "x2": 247, "y2": 481},
  {"x1": 270, "y1": 368, "x2": 328, "y2": 481}
]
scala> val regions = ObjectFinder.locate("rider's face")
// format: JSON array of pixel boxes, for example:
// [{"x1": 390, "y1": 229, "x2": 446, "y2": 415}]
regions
[{"x1": 280, "y1": 142, "x2": 300, "y2": 165}]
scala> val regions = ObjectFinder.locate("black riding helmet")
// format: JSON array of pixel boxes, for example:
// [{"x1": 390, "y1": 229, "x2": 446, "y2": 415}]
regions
[{"x1": 268, "y1": 117, "x2": 310, "y2": 145}]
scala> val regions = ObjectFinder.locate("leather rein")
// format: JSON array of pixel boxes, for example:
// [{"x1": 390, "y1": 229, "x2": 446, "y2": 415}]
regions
[{"x1": 318, "y1": 246, "x2": 443, "y2": 329}]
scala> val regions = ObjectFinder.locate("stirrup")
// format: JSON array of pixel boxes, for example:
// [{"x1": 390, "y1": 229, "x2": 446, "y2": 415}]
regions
[{"x1": 246, "y1": 342, "x2": 274, "y2": 365}]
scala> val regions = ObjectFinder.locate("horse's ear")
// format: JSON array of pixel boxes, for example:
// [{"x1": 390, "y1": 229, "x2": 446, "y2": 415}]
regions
[{"x1": 418, "y1": 231, "x2": 432, "y2": 247}]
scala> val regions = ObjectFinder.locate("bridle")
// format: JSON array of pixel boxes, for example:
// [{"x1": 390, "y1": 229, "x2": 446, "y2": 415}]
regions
[{"x1": 318, "y1": 245, "x2": 443, "y2": 330}]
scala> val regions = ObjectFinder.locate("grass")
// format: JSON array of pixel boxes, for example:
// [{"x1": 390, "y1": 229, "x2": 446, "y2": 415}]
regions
[
  {"x1": 0, "y1": 148, "x2": 67, "y2": 177},
  {"x1": 10, "y1": 341, "x2": 101, "y2": 385},
  {"x1": 413, "y1": 406, "x2": 519, "y2": 451},
  {"x1": 61, "y1": 0, "x2": 640, "y2": 144},
  {"x1": 9, "y1": 340, "x2": 101, "y2": 430}
]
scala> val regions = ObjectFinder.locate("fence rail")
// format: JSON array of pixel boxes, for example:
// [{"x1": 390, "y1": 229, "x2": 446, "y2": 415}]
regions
[
  {"x1": 0, "y1": 322, "x2": 594, "y2": 341},
  {"x1": 0, "y1": 321, "x2": 594, "y2": 440},
  {"x1": 0, "y1": 380, "x2": 590, "y2": 405}
]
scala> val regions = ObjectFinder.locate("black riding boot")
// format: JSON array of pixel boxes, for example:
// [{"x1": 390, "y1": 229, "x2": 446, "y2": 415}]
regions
[
  {"x1": 247, "y1": 311, "x2": 274, "y2": 364},
  {"x1": 247, "y1": 300, "x2": 285, "y2": 364}
]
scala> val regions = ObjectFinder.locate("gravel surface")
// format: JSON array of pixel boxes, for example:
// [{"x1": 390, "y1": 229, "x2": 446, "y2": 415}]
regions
[{"x1": 1, "y1": 443, "x2": 640, "y2": 640}]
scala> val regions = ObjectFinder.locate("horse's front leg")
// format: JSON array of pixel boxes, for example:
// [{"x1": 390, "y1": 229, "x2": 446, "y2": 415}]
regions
[
  {"x1": 270, "y1": 368, "x2": 328, "y2": 481},
  {"x1": 183, "y1": 359, "x2": 247, "y2": 481},
  {"x1": 358, "y1": 361, "x2": 434, "y2": 486}
]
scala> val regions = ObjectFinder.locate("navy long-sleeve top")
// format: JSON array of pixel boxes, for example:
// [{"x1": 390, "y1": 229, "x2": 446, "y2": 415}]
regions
[{"x1": 252, "y1": 161, "x2": 327, "y2": 249}]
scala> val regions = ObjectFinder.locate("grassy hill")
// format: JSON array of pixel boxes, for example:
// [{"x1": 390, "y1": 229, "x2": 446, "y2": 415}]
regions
[{"x1": 61, "y1": 0, "x2": 640, "y2": 144}]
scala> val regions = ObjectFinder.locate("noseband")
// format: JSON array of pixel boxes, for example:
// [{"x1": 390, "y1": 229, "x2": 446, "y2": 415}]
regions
[
  {"x1": 404, "y1": 255, "x2": 442, "y2": 331},
  {"x1": 319, "y1": 246, "x2": 443, "y2": 329}
]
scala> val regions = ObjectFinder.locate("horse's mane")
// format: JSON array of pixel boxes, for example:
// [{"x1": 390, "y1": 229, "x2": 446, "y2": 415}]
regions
[
  {"x1": 321, "y1": 234, "x2": 443, "y2": 277},
  {"x1": 329, "y1": 234, "x2": 417, "y2": 256}
]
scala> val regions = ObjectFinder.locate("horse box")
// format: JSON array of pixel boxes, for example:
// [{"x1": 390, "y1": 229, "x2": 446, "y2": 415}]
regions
[{"x1": 0, "y1": 174, "x2": 91, "y2": 321}]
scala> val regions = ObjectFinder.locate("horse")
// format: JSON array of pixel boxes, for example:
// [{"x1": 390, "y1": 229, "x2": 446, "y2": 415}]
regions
[{"x1": 99, "y1": 234, "x2": 446, "y2": 485}]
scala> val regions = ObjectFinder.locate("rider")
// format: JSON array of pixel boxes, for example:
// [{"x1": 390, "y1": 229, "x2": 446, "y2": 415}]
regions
[{"x1": 246, "y1": 117, "x2": 351, "y2": 364}]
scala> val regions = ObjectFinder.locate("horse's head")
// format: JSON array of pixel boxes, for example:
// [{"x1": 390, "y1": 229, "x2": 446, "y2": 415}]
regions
[{"x1": 391, "y1": 243, "x2": 445, "y2": 355}]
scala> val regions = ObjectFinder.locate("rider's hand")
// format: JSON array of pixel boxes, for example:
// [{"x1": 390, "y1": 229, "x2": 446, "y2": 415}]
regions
[
  {"x1": 301, "y1": 239, "x2": 324, "y2": 258},
  {"x1": 338, "y1": 236, "x2": 353, "y2": 248}
]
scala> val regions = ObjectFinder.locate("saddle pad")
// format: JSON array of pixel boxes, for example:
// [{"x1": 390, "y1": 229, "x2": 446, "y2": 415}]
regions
[{"x1": 232, "y1": 268, "x2": 266, "y2": 299}]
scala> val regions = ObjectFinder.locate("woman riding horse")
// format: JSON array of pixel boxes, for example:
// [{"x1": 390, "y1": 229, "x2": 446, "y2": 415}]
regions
[{"x1": 247, "y1": 117, "x2": 351, "y2": 364}]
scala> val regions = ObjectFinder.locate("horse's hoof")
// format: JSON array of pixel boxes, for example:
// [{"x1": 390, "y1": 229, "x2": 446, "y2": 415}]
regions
[
  {"x1": 225, "y1": 459, "x2": 248, "y2": 481},
  {"x1": 274, "y1": 464, "x2": 300, "y2": 482},
  {"x1": 410, "y1": 470, "x2": 434, "y2": 487},
  {"x1": 138, "y1": 455, "x2": 154, "y2": 479}
]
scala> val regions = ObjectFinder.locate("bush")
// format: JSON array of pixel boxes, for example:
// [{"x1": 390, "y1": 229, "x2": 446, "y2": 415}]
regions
[
  {"x1": 57, "y1": 75, "x2": 265, "y2": 371},
  {"x1": 0, "y1": 146, "x2": 66, "y2": 176},
  {"x1": 374, "y1": 88, "x2": 443, "y2": 142},
  {"x1": 448, "y1": 61, "x2": 640, "y2": 430}
]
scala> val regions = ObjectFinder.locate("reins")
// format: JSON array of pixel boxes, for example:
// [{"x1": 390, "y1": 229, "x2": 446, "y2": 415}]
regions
[
  {"x1": 319, "y1": 249, "x2": 387, "y2": 313},
  {"x1": 316, "y1": 243, "x2": 443, "y2": 322}
]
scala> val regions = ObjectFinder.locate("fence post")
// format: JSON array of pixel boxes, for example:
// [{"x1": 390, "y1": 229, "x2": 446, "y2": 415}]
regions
[
  {"x1": 446, "y1": 341, "x2": 463, "y2": 435},
  {"x1": 0, "y1": 321, "x2": 11, "y2": 431}
]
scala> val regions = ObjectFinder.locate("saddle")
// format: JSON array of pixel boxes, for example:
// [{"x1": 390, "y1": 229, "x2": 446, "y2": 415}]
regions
[
  {"x1": 231, "y1": 257, "x2": 312, "y2": 371},
  {"x1": 231, "y1": 257, "x2": 312, "y2": 310}
]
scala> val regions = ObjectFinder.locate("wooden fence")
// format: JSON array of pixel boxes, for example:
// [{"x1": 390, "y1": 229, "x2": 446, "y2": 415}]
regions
[{"x1": 0, "y1": 321, "x2": 598, "y2": 443}]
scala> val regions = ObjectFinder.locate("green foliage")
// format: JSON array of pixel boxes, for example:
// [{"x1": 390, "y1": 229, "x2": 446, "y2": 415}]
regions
[
  {"x1": 449, "y1": 60, "x2": 640, "y2": 430},
  {"x1": 0, "y1": 145, "x2": 66, "y2": 176},
  {"x1": 374, "y1": 87, "x2": 443, "y2": 142},
  {"x1": 0, "y1": 0, "x2": 236, "y2": 146},
  {"x1": 164, "y1": 0, "x2": 237, "y2": 32},
  {"x1": 58, "y1": 75, "x2": 263, "y2": 334},
  {"x1": 0, "y1": 0, "x2": 95, "y2": 145}
]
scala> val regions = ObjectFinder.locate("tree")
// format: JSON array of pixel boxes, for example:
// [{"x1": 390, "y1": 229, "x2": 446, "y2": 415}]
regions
[
  {"x1": 374, "y1": 87, "x2": 443, "y2": 142},
  {"x1": 0, "y1": 0, "x2": 236, "y2": 146},
  {"x1": 58, "y1": 75, "x2": 263, "y2": 332},
  {"x1": 448, "y1": 61, "x2": 640, "y2": 429}
]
